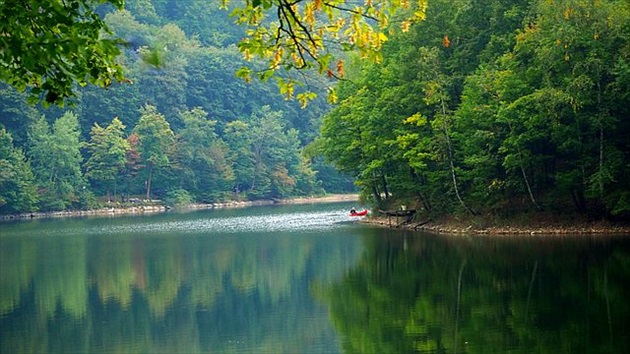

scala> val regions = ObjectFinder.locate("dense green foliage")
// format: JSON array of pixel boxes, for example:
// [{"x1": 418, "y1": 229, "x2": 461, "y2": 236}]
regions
[
  {"x1": 0, "y1": 0, "x2": 357, "y2": 214},
  {"x1": 3, "y1": 0, "x2": 628, "y2": 218},
  {"x1": 0, "y1": 0, "x2": 429, "y2": 107},
  {"x1": 0, "y1": 0, "x2": 125, "y2": 105},
  {"x1": 316, "y1": 0, "x2": 630, "y2": 219}
]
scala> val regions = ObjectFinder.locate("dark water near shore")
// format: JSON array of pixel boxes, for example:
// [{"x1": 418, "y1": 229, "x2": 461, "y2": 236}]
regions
[{"x1": 1, "y1": 202, "x2": 630, "y2": 353}]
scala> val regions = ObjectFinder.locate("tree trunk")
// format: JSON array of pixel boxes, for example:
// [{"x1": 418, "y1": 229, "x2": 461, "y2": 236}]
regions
[
  {"x1": 145, "y1": 164, "x2": 153, "y2": 200},
  {"x1": 598, "y1": 123, "x2": 604, "y2": 196},
  {"x1": 508, "y1": 120, "x2": 542, "y2": 211},
  {"x1": 520, "y1": 162, "x2": 541, "y2": 211},
  {"x1": 440, "y1": 98, "x2": 475, "y2": 215},
  {"x1": 372, "y1": 185, "x2": 382, "y2": 208},
  {"x1": 596, "y1": 74, "x2": 605, "y2": 199},
  {"x1": 381, "y1": 175, "x2": 389, "y2": 199},
  {"x1": 113, "y1": 178, "x2": 118, "y2": 203}
]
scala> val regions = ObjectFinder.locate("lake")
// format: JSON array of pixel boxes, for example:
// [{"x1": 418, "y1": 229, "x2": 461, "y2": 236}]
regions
[{"x1": 1, "y1": 202, "x2": 629, "y2": 353}]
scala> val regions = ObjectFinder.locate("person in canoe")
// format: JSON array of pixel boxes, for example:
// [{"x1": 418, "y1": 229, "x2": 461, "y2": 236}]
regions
[{"x1": 349, "y1": 208, "x2": 368, "y2": 216}]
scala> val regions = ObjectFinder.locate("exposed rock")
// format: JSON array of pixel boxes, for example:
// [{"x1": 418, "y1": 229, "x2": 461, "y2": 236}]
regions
[{"x1": 362, "y1": 216, "x2": 630, "y2": 235}]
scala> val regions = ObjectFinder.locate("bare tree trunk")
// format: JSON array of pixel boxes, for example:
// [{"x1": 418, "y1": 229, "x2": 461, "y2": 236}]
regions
[
  {"x1": 440, "y1": 97, "x2": 475, "y2": 215},
  {"x1": 599, "y1": 124, "x2": 604, "y2": 199},
  {"x1": 508, "y1": 120, "x2": 541, "y2": 211},
  {"x1": 145, "y1": 164, "x2": 153, "y2": 200},
  {"x1": 597, "y1": 77, "x2": 605, "y2": 198},
  {"x1": 519, "y1": 161, "x2": 541, "y2": 211},
  {"x1": 372, "y1": 185, "x2": 382, "y2": 208},
  {"x1": 381, "y1": 175, "x2": 389, "y2": 199}
]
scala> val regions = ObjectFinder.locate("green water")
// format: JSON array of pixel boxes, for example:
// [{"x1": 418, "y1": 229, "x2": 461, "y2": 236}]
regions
[{"x1": 1, "y1": 202, "x2": 629, "y2": 353}]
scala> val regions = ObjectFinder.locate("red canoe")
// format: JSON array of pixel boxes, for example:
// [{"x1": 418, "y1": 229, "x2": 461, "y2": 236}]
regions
[{"x1": 349, "y1": 209, "x2": 368, "y2": 217}]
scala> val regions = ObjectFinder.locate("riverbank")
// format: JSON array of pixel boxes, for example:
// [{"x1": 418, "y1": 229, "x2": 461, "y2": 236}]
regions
[
  {"x1": 363, "y1": 213, "x2": 630, "y2": 235},
  {"x1": 182, "y1": 193, "x2": 359, "y2": 210},
  {"x1": 0, "y1": 194, "x2": 360, "y2": 222}
]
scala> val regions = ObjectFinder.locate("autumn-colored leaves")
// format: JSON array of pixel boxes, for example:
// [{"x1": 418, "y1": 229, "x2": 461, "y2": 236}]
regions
[{"x1": 228, "y1": 0, "x2": 428, "y2": 106}]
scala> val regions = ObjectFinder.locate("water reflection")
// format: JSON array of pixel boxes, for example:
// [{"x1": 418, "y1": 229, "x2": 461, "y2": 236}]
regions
[
  {"x1": 324, "y1": 232, "x2": 630, "y2": 353},
  {"x1": 0, "y1": 203, "x2": 364, "y2": 354},
  {"x1": 2, "y1": 206, "x2": 629, "y2": 353}
]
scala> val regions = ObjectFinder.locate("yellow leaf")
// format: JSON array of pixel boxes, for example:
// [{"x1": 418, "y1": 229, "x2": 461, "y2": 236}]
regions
[
  {"x1": 327, "y1": 88, "x2": 338, "y2": 104},
  {"x1": 442, "y1": 35, "x2": 450, "y2": 48},
  {"x1": 336, "y1": 59, "x2": 344, "y2": 78},
  {"x1": 401, "y1": 21, "x2": 411, "y2": 32},
  {"x1": 563, "y1": 7, "x2": 573, "y2": 19},
  {"x1": 404, "y1": 113, "x2": 427, "y2": 126}
]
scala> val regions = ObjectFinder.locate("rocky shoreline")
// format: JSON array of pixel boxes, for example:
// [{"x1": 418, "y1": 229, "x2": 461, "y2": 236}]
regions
[
  {"x1": 0, "y1": 194, "x2": 359, "y2": 222},
  {"x1": 363, "y1": 215, "x2": 630, "y2": 236}
]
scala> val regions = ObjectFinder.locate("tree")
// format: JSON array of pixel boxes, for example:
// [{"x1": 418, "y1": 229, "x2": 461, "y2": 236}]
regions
[
  {"x1": 0, "y1": 0, "x2": 125, "y2": 105},
  {"x1": 0, "y1": 84, "x2": 41, "y2": 146},
  {"x1": 227, "y1": 0, "x2": 428, "y2": 103},
  {"x1": 466, "y1": 0, "x2": 630, "y2": 215},
  {"x1": 1, "y1": 0, "x2": 430, "y2": 107},
  {"x1": 120, "y1": 133, "x2": 144, "y2": 198},
  {"x1": 0, "y1": 128, "x2": 39, "y2": 214},
  {"x1": 84, "y1": 117, "x2": 129, "y2": 202},
  {"x1": 224, "y1": 120, "x2": 257, "y2": 197},
  {"x1": 133, "y1": 105, "x2": 175, "y2": 200},
  {"x1": 223, "y1": 106, "x2": 315, "y2": 199},
  {"x1": 28, "y1": 112, "x2": 88, "y2": 211},
  {"x1": 174, "y1": 107, "x2": 234, "y2": 202}
]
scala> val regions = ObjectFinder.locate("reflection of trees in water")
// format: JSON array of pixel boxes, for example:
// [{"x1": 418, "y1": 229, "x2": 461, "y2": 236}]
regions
[
  {"x1": 0, "y1": 232, "x2": 360, "y2": 353},
  {"x1": 0, "y1": 238, "x2": 36, "y2": 316},
  {"x1": 326, "y1": 233, "x2": 630, "y2": 353}
]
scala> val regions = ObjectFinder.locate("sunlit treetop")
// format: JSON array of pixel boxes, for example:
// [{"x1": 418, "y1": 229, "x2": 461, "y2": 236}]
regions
[{"x1": 222, "y1": 0, "x2": 428, "y2": 106}]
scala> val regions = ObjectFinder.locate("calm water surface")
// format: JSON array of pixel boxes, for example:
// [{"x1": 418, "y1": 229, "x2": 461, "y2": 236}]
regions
[{"x1": 1, "y1": 202, "x2": 630, "y2": 353}]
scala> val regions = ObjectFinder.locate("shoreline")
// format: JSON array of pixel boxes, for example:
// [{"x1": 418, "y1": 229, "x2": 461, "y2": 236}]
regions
[
  {"x1": 0, "y1": 194, "x2": 359, "y2": 222},
  {"x1": 362, "y1": 215, "x2": 630, "y2": 236}
]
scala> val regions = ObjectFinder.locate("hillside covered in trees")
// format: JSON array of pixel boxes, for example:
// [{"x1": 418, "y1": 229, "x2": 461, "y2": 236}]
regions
[
  {"x1": 1, "y1": 0, "x2": 629, "y2": 223},
  {"x1": 0, "y1": 0, "x2": 355, "y2": 214},
  {"x1": 316, "y1": 0, "x2": 630, "y2": 221}
]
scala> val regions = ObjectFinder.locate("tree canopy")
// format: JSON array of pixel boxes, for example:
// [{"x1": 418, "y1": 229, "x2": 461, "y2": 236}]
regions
[
  {"x1": 316, "y1": 0, "x2": 630, "y2": 219},
  {"x1": 1, "y1": 0, "x2": 628, "y2": 222},
  {"x1": 1, "y1": 0, "x2": 429, "y2": 106},
  {"x1": 0, "y1": 0, "x2": 126, "y2": 105}
]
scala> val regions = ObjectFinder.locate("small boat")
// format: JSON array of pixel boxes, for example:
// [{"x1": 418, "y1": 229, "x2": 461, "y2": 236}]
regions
[{"x1": 349, "y1": 209, "x2": 368, "y2": 217}]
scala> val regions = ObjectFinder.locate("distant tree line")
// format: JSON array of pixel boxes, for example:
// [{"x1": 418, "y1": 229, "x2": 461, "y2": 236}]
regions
[
  {"x1": 0, "y1": 2, "x2": 357, "y2": 214},
  {"x1": 315, "y1": 0, "x2": 630, "y2": 219},
  {"x1": 0, "y1": 103, "x2": 338, "y2": 214}
]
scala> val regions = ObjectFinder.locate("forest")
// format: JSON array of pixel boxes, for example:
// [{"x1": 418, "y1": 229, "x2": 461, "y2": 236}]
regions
[
  {"x1": 0, "y1": 0, "x2": 354, "y2": 214},
  {"x1": 1, "y1": 0, "x2": 629, "y2": 221},
  {"x1": 315, "y1": 0, "x2": 630, "y2": 220}
]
